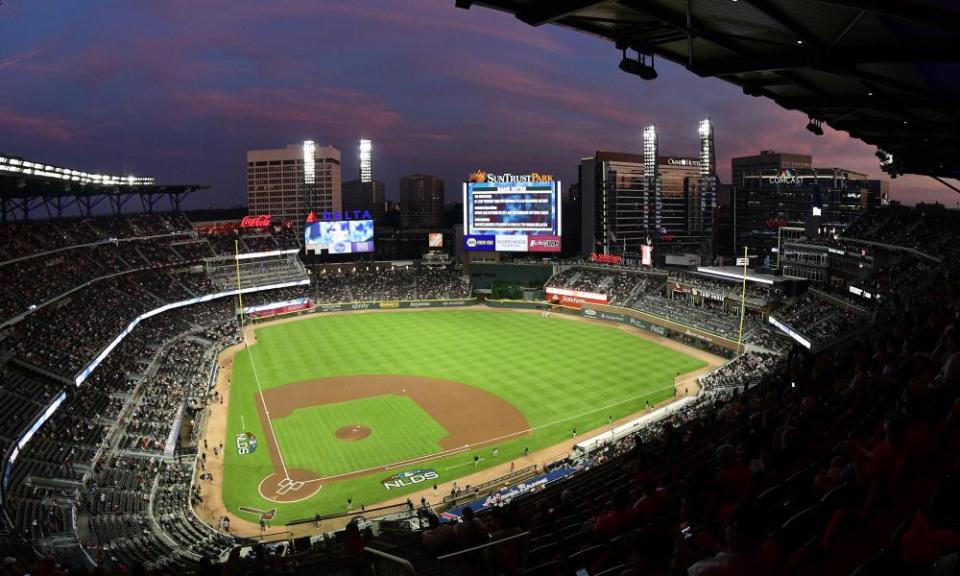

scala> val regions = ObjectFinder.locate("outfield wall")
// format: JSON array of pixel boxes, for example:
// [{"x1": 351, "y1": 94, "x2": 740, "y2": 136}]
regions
[
  {"x1": 247, "y1": 298, "x2": 480, "y2": 324},
  {"x1": 579, "y1": 303, "x2": 739, "y2": 357}
]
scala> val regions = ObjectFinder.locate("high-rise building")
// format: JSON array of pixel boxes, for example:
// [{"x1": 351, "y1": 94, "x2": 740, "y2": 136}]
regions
[
  {"x1": 731, "y1": 150, "x2": 888, "y2": 258},
  {"x1": 341, "y1": 139, "x2": 386, "y2": 220},
  {"x1": 399, "y1": 174, "x2": 445, "y2": 229},
  {"x1": 343, "y1": 179, "x2": 386, "y2": 219},
  {"x1": 579, "y1": 120, "x2": 718, "y2": 261},
  {"x1": 733, "y1": 164, "x2": 872, "y2": 257},
  {"x1": 247, "y1": 142, "x2": 341, "y2": 225}
]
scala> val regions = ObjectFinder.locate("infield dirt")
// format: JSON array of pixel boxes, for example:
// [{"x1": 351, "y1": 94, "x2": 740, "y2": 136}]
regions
[{"x1": 255, "y1": 374, "x2": 529, "y2": 501}]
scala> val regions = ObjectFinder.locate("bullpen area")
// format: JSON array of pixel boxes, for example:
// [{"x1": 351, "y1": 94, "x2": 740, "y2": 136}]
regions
[{"x1": 211, "y1": 308, "x2": 710, "y2": 529}]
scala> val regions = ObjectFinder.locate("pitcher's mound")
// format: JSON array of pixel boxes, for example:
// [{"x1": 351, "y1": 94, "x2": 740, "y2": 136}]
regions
[{"x1": 335, "y1": 425, "x2": 371, "y2": 441}]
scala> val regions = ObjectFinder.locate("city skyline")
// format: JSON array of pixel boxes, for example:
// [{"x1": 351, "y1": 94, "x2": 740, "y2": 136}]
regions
[{"x1": 0, "y1": 0, "x2": 955, "y2": 209}]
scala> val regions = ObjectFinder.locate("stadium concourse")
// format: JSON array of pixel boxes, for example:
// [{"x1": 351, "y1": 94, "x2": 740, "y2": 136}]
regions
[{"x1": 0, "y1": 205, "x2": 957, "y2": 575}]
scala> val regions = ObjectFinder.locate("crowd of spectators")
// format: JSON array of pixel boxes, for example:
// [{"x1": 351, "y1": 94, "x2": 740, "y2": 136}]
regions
[
  {"x1": 698, "y1": 351, "x2": 782, "y2": 392},
  {"x1": 382, "y1": 228, "x2": 960, "y2": 576},
  {"x1": 771, "y1": 291, "x2": 867, "y2": 349},
  {"x1": 2, "y1": 293, "x2": 242, "y2": 574},
  {"x1": 669, "y1": 271, "x2": 779, "y2": 307},
  {"x1": 8, "y1": 206, "x2": 960, "y2": 574},
  {"x1": 0, "y1": 214, "x2": 193, "y2": 262},
  {"x1": 207, "y1": 256, "x2": 307, "y2": 291},
  {"x1": 546, "y1": 266, "x2": 768, "y2": 340},
  {"x1": 744, "y1": 328, "x2": 793, "y2": 354},
  {"x1": 310, "y1": 267, "x2": 470, "y2": 303},
  {"x1": 843, "y1": 203, "x2": 960, "y2": 260}
]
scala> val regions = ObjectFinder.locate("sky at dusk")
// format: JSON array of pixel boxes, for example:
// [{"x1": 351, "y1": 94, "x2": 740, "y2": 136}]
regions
[{"x1": 0, "y1": 0, "x2": 956, "y2": 210}]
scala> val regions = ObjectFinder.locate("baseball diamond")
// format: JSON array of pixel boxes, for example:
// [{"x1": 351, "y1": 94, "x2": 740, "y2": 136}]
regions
[{"x1": 216, "y1": 307, "x2": 710, "y2": 524}]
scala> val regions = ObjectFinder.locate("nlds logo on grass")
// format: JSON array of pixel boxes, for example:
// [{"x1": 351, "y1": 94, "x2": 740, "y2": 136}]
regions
[
  {"x1": 235, "y1": 432, "x2": 257, "y2": 455},
  {"x1": 382, "y1": 468, "x2": 439, "y2": 490}
]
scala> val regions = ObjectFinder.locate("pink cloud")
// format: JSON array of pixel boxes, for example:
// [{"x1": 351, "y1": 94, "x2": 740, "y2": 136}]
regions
[
  {"x1": 133, "y1": 0, "x2": 569, "y2": 55},
  {"x1": 0, "y1": 107, "x2": 77, "y2": 143},
  {"x1": 444, "y1": 60, "x2": 642, "y2": 126}
]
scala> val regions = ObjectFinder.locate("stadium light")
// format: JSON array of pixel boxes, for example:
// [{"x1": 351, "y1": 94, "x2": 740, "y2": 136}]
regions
[
  {"x1": 618, "y1": 49, "x2": 657, "y2": 80},
  {"x1": 805, "y1": 117, "x2": 824, "y2": 136}
]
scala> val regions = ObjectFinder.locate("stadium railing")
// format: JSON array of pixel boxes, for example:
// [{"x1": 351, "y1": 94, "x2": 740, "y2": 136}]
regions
[
  {"x1": 363, "y1": 546, "x2": 417, "y2": 575},
  {"x1": 440, "y1": 464, "x2": 538, "y2": 508}
]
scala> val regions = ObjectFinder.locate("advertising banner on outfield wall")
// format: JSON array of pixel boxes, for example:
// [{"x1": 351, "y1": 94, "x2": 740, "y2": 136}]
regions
[
  {"x1": 546, "y1": 287, "x2": 607, "y2": 309},
  {"x1": 582, "y1": 304, "x2": 738, "y2": 356},
  {"x1": 315, "y1": 299, "x2": 476, "y2": 314}
]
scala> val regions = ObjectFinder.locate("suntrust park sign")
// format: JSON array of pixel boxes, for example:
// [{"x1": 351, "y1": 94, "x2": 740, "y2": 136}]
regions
[{"x1": 469, "y1": 170, "x2": 554, "y2": 183}]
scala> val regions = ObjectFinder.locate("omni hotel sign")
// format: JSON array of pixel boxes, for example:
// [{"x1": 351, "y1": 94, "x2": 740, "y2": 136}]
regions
[{"x1": 664, "y1": 157, "x2": 703, "y2": 167}]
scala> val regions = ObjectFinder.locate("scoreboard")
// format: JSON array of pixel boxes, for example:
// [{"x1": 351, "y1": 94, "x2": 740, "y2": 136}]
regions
[{"x1": 463, "y1": 177, "x2": 561, "y2": 252}]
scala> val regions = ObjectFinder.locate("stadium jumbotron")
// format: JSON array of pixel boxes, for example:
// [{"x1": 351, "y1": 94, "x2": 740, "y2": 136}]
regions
[{"x1": 1, "y1": 1, "x2": 960, "y2": 575}]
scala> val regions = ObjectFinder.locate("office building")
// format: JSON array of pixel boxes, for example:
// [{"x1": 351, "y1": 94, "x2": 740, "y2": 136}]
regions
[
  {"x1": 343, "y1": 179, "x2": 385, "y2": 218},
  {"x1": 399, "y1": 174, "x2": 445, "y2": 229},
  {"x1": 579, "y1": 120, "x2": 718, "y2": 261},
  {"x1": 731, "y1": 150, "x2": 812, "y2": 188},
  {"x1": 247, "y1": 142, "x2": 341, "y2": 225},
  {"x1": 733, "y1": 164, "x2": 878, "y2": 257},
  {"x1": 341, "y1": 139, "x2": 386, "y2": 220}
]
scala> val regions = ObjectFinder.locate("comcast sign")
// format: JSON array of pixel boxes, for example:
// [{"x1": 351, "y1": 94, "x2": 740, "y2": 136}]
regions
[{"x1": 768, "y1": 170, "x2": 803, "y2": 185}]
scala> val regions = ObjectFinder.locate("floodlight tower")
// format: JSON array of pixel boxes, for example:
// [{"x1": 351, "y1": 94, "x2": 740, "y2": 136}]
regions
[
  {"x1": 643, "y1": 125, "x2": 660, "y2": 239},
  {"x1": 698, "y1": 119, "x2": 717, "y2": 249}
]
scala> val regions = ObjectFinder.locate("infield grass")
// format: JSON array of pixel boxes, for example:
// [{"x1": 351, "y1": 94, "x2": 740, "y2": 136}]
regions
[
  {"x1": 222, "y1": 309, "x2": 706, "y2": 523},
  {"x1": 272, "y1": 395, "x2": 448, "y2": 477}
]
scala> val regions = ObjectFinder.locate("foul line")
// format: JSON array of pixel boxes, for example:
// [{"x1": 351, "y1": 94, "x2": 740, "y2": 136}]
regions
[
  {"x1": 299, "y1": 381, "x2": 682, "y2": 484},
  {"x1": 234, "y1": 239, "x2": 291, "y2": 482}
]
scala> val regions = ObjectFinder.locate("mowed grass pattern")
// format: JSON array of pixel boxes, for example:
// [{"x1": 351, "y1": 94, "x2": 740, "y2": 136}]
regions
[
  {"x1": 224, "y1": 309, "x2": 706, "y2": 521},
  {"x1": 272, "y1": 395, "x2": 448, "y2": 477}
]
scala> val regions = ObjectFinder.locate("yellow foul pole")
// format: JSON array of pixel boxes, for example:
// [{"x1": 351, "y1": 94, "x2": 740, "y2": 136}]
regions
[
  {"x1": 736, "y1": 245, "x2": 748, "y2": 354},
  {"x1": 234, "y1": 239, "x2": 246, "y2": 331}
]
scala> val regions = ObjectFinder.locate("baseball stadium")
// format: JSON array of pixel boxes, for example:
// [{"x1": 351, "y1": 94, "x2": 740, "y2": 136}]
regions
[{"x1": 3, "y1": 1, "x2": 960, "y2": 576}]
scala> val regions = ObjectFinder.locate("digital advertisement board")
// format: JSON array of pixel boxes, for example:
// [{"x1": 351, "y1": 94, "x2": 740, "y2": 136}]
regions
[
  {"x1": 304, "y1": 220, "x2": 374, "y2": 254},
  {"x1": 463, "y1": 172, "x2": 561, "y2": 252}
]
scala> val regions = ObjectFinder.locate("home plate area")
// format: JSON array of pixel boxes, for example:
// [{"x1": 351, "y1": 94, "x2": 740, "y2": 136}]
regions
[{"x1": 258, "y1": 470, "x2": 323, "y2": 503}]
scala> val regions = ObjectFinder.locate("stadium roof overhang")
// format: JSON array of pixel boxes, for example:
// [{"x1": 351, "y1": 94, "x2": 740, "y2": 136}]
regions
[
  {"x1": 455, "y1": 0, "x2": 960, "y2": 182},
  {"x1": 0, "y1": 154, "x2": 208, "y2": 220}
]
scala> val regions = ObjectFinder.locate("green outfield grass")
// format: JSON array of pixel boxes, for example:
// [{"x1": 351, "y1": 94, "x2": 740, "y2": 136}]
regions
[{"x1": 222, "y1": 309, "x2": 706, "y2": 523}]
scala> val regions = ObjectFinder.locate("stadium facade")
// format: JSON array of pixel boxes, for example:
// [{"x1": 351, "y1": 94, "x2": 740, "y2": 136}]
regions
[
  {"x1": 578, "y1": 121, "x2": 718, "y2": 263},
  {"x1": 247, "y1": 142, "x2": 342, "y2": 227}
]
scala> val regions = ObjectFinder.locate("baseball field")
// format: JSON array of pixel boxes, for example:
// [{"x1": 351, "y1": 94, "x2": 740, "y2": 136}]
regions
[{"x1": 219, "y1": 308, "x2": 707, "y2": 525}]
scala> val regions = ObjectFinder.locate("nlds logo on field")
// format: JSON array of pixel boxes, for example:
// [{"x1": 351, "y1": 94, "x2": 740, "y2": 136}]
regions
[{"x1": 382, "y1": 468, "x2": 439, "y2": 490}]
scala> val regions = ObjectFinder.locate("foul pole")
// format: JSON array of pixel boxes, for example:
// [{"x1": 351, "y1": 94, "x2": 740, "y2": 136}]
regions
[{"x1": 736, "y1": 245, "x2": 748, "y2": 354}]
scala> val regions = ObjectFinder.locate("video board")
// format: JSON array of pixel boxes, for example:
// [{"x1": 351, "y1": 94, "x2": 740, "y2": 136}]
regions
[
  {"x1": 304, "y1": 219, "x2": 374, "y2": 254},
  {"x1": 463, "y1": 176, "x2": 561, "y2": 252}
]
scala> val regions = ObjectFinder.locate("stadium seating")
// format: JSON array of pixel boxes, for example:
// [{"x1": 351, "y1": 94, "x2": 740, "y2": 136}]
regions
[
  {"x1": 1, "y1": 205, "x2": 959, "y2": 576},
  {"x1": 545, "y1": 266, "x2": 765, "y2": 340}
]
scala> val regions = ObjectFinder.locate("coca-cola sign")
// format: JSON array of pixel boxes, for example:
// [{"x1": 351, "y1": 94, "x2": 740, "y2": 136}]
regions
[{"x1": 240, "y1": 215, "x2": 272, "y2": 228}]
